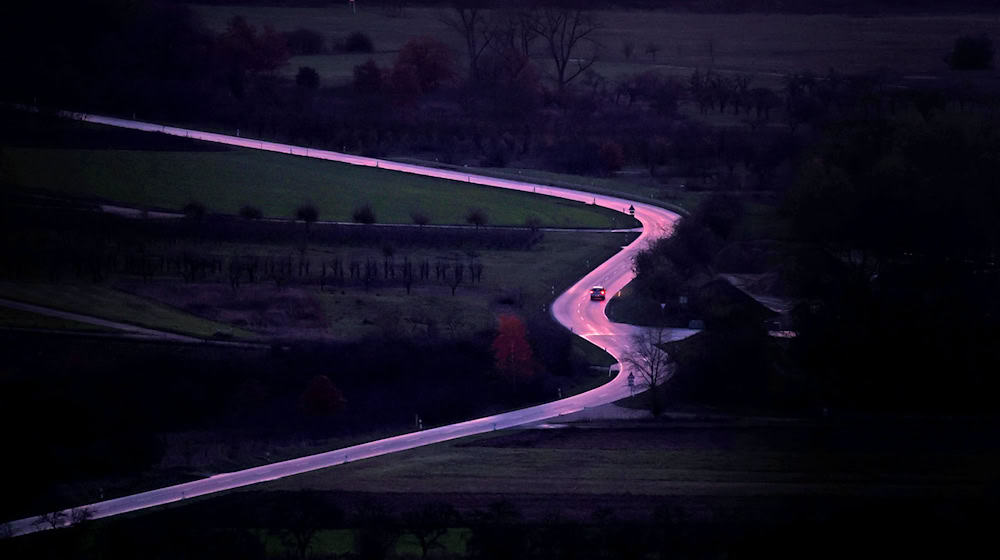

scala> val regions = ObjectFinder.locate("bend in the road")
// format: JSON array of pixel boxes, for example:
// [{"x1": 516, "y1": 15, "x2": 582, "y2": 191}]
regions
[{"x1": 4, "y1": 112, "x2": 692, "y2": 538}]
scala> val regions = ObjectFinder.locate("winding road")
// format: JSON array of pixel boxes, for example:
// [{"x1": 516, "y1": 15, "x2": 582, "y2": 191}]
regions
[{"x1": 4, "y1": 112, "x2": 695, "y2": 537}]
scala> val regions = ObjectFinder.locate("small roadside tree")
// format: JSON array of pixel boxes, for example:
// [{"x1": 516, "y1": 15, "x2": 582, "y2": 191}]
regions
[
  {"x1": 465, "y1": 207, "x2": 488, "y2": 230},
  {"x1": 353, "y1": 203, "x2": 377, "y2": 224},
  {"x1": 239, "y1": 205, "x2": 262, "y2": 219},
  {"x1": 623, "y1": 328, "x2": 673, "y2": 415},
  {"x1": 296, "y1": 204, "x2": 319, "y2": 226},
  {"x1": 411, "y1": 210, "x2": 430, "y2": 226}
]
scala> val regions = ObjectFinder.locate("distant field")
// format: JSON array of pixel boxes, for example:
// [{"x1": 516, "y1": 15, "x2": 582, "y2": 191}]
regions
[{"x1": 194, "y1": 4, "x2": 1000, "y2": 87}]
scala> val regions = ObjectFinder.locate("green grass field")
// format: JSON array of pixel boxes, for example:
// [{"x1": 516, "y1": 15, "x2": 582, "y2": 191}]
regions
[
  {"x1": 0, "y1": 282, "x2": 258, "y2": 339},
  {"x1": 0, "y1": 305, "x2": 111, "y2": 333},
  {"x1": 194, "y1": 5, "x2": 1000, "y2": 88},
  {"x1": 2, "y1": 142, "x2": 634, "y2": 228}
]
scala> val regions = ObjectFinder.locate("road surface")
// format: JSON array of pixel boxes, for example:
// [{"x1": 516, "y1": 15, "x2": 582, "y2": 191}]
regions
[{"x1": 4, "y1": 112, "x2": 694, "y2": 537}]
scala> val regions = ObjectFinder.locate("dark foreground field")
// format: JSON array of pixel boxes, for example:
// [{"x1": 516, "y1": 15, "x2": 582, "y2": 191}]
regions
[{"x1": 8, "y1": 413, "x2": 996, "y2": 558}]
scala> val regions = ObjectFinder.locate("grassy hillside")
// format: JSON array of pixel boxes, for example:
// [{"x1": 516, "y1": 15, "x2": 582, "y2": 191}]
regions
[{"x1": 1, "y1": 113, "x2": 636, "y2": 229}]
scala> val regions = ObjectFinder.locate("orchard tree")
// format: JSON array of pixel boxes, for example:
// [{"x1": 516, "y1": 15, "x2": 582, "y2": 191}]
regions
[{"x1": 492, "y1": 314, "x2": 537, "y2": 390}]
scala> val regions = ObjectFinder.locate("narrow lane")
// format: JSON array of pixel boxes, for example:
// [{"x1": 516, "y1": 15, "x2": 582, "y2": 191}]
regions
[{"x1": 5, "y1": 113, "x2": 694, "y2": 537}]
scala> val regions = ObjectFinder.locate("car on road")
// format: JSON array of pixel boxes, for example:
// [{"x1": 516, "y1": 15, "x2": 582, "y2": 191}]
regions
[{"x1": 590, "y1": 286, "x2": 606, "y2": 301}]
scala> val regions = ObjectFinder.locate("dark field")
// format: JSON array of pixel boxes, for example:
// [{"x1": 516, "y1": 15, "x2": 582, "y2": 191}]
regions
[{"x1": 8, "y1": 415, "x2": 994, "y2": 559}]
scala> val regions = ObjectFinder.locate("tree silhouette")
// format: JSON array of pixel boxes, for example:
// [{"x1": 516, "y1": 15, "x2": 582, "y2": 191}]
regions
[
  {"x1": 295, "y1": 66, "x2": 320, "y2": 89},
  {"x1": 624, "y1": 328, "x2": 673, "y2": 415},
  {"x1": 353, "y1": 204, "x2": 377, "y2": 224},
  {"x1": 410, "y1": 210, "x2": 430, "y2": 226},
  {"x1": 466, "y1": 207, "x2": 488, "y2": 230},
  {"x1": 404, "y1": 502, "x2": 460, "y2": 559},
  {"x1": 239, "y1": 205, "x2": 262, "y2": 219},
  {"x1": 947, "y1": 35, "x2": 994, "y2": 70},
  {"x1": 530, "y1": 7, "x2": 600, "y2": 92}
]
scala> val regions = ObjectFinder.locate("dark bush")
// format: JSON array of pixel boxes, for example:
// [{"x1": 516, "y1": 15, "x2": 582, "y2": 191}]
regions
[
  {"x1": 947, "y1": 34, "x2": 994, "y2": 70},
  {"x1": 410, "y1": 211, "x2": 430, "y2": 226},
  {"x1": 547, "y1": 139, "x2": 602, "y2": 175},
  {"x1": 353, "y1": 60, "x2": 384, "y2": 94},
  {"x1": 284, "y1": 28, "x2": 324, "y2": 55},
  {"x1": 296, "y1": 204, "x2": 319, "y2": 223},
  {"x1": 352, "y1": 204, "x2": 377, "y2": 224},
  {"x1": 239, "y1": 205, "x2": 262, "y2": 219},
  {"x1": 182, "y1": 201, "x2": 207, "y2": 220},
  {"x1": 343, "y1": 31, "x2": 374, "y2": 53},
  {"x1": 296, "y1": 66, "x2": 320, "y2": 89}
]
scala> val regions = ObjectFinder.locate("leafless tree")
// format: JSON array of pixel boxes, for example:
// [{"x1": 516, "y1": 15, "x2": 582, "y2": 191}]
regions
[
  {"x1": 529, "y1": 7, "x2": 600, "y2": 92},
  {"x1": 624, "y1": 328, "x2": 674, "y2": 415},
  {"x1": 441, "y1": 2, "x2": 493, "y2": 81},
  {"x1": 70, "y1": 507, "x2": 93, "y2": 526},
  {"x1": 35, "y1": 510, "x2": 68, "y2": 530}
]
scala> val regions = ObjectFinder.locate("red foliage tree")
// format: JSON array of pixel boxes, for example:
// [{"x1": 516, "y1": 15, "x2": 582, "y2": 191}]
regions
[
  {"x1": 300, "y1": 375, "x2": 346, "y2": 417},
  {"x1": 491, "y1": 314, "x2": 537, "y2": 389},
  {"x1": 394, "y1": 36, "x2": 456, "y2": 93},
  {"x1": 218, "y1": 16, "x2": 289, "y2": 75}
]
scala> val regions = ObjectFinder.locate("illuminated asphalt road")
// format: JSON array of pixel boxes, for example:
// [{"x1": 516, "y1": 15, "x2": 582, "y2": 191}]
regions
[{"x1": 5, "y1": 113, "x2": 695, "y2": 537}]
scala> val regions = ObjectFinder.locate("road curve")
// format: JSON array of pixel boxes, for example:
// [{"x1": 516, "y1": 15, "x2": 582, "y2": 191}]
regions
[{"x1": 4, "y1": 113, "x2": 695, "y2": 537}]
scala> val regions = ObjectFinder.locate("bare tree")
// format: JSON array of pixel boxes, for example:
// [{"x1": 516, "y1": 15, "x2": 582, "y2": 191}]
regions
[
  {"x1": 441, "y1": 2, "x2": 493, "y2": 81},
  {"x1": 404, "y1": 502, "x2": 460, "y2": 559},
  {"x1": 70, "y1": 507, "x2": 92, "y2": 527},
  {"x1": 529, "y1": 7, "x2": 600, "y2": 92},
  {"x1": 35, "y1": 510, "x2": 68, "y2": 530},
  {"x1": 624, "y1": 328, "x2": 674, "y2": 415}
]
